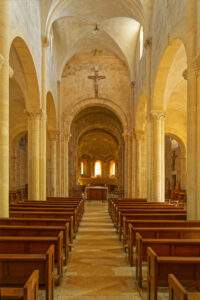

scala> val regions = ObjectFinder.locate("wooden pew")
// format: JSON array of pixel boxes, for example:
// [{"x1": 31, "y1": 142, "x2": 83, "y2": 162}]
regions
[
  {"x1": 0, "y1": 234, "x2": 63, "y2": 284},
  {"x1": 10, "y1": 211, "x2": 77, "y2": 235},
  {"x1": 0, "y1": 225, "x2": 69, "y2": 265},
  {"x1": 116, "y1": 208, "x2": 186, "y2": 236},
  {"x1": 129, "y1": 226, "x2": 200, "y2": 266},
  {"x1": 136, "y1": 234, "x2": 200, "y2": 287},
  {"x1": 0, "y1": 270, "x2": 39, "y2": 300},
  {"x1": 0, "y1": 245, "x2": 54, "y2": 300},
  {"x1": 122, "y1": 219, "x2": 200, "y2": 249},
  {"x1": 147, "y1": 247, "x2": 200, "y2": 300},
  {"x1": 168, "y1": 274, "x2": 200, "y2": 300},
  {"x1": 0, "y1": 217, "x2": 72, "y2": 246}
]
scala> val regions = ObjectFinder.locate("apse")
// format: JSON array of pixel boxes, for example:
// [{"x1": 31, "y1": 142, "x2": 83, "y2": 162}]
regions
[{"x1": 68, "y1": 106, "x2": 124, "y2": 196}]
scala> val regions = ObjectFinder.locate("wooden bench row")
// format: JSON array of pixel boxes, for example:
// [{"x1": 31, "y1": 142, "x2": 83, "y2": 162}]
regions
[{"x1": 1, "y1": 196, "x2": 84, "y2": 300}]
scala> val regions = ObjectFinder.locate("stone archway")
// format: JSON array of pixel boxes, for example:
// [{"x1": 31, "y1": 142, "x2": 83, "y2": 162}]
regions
[
  {"x1": 9, "y1": 36, "x2": 41, "y2": 200},
  {"x1": 68, "y1": 106, "x2": 124, "y2": 197}
]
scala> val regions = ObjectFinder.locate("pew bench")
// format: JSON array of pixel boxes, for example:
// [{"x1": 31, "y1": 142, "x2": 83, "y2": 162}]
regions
[
  {"x1": 0, "y1": 270, "x2": 39, "y2": 300},
  {"x1": 0, "y1": 245, "x2": 54, "y2": 300},
  {"x1": 10, "y1": 211, "x2": 77, "y2": 236},
  {"x1": 135, "y1": 234, "x2": 200, "y2": 288},
  {"x1": 0, "y1": 225, "x2": 69, "y2": 265},
  {"x1": 122, "y1": 219, "x2": 200, "y2": 249},
  {"x1": 0, "y1": 234, "x2": 63, "y2": 285},
  {"x1": 147, "y1": 247, "x2": 200, "y2": 300},
  {"x1": 168, "y1": 274, "x2": 200, "y2": 300},
  {"x1": 128, "y1": 226, "x2": 200, "y2": 267},
  {"x1": 0, "y1": 217, "x2": 72, "y2": 246}
]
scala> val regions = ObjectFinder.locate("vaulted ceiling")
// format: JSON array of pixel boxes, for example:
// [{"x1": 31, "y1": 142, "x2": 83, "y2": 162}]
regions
[{"x1": 44, "y1": 0, "x2": 144, "y2": 78}]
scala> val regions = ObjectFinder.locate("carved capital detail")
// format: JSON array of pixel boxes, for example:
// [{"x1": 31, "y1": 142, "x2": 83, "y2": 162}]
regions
[
  {"x1": 135, "y1": 130, "x2": 145, "y2": 141},
  {"x1": 151, "y1": 110, "x2": 165, "y2": 120},
  {"x1": 144, "y1": 37, "x2": 152, "y2": 49},
  {"x1": 25, "y1": 109, "x2": 43, "y2": 120}
]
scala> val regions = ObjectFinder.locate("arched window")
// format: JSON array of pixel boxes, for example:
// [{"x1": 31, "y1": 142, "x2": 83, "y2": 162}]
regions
[
  {"x1": 139, "y1": 26, "x2": 144, "y2": 60},
  {"x1": 94, "y1": 160, "x2": 102, "y2": 177},
  {"x1": 80, "y1": 161, "x2": 84, "y2": 175},
  {"x1": 110, "y1": 160, "x2": 116, "y2": 176},
  {"x1": 80, "y1": 159, "x2": 87, "y2": 176}
]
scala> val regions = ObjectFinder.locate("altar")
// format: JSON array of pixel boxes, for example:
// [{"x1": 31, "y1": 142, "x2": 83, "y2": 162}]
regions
[{"x1": 85, "y1": 186, "x2": 108, "y2": 201}]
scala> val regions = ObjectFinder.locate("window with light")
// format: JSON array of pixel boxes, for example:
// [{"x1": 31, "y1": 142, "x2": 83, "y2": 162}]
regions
[
  {"x1": 80, "y1": 161, "x2": 84, "y2": 175},
  {"x1": 139, "y1": 26, "x2": 144, "y2": 60},
  {"x1": 110, "y1": 160, "x2": 116, "y2": 176},
  {"x1": 94, "y1": 160, "x2": 102, "y2": 177}
]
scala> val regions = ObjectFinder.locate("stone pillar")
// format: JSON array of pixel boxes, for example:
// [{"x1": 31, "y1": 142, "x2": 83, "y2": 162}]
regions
[
  {"x1": 187, "y1": 59, "x2": 200, "y2": 219},
  {"x1": 63, "y1": 134, "x2": 69, "y2": 196},
  {"x1": 48, "y1": 131, "x2": 57, "y2": 196},
  {"x1": 145, "y1": 37, "x2": 153, "y2": 202},
  {"x1": 0, "y1": 0, "x2": 10, "y2": 217},
  {"x1": 151, "y1": 111, "x2": 165, "y2": 202},
  {"x1": 39, "y1": 37, "x2": 48, "y2": 200},
  {"x1": 56, "y1": 131, "x2": 61, "y2": 196},
  {"x1": 27, "y1": 112, "x2": 40, "y2": 200},
  {"x1": 135, "y1": 131, "x2": 146, "y2": 198},
  {"x1": 123, "y1": 131, "x2": 133, "y2": 198}
]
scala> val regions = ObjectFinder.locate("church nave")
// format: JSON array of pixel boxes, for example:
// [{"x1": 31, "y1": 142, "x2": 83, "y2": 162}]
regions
[{"x1": 52, "y1": 201, "x2": 141, "y2": 300}]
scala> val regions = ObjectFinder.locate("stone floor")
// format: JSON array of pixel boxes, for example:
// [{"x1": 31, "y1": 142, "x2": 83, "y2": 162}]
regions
[{"x1": 50, "y1": 201, "x2": 142, "y2": 300}]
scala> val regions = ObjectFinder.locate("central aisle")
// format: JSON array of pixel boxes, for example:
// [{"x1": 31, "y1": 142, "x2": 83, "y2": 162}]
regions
[{"x1": 56, "y1": 201, "x2": 142, "y2": 299}]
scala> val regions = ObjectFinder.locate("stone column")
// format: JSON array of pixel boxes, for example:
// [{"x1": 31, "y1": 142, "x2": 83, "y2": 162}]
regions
[
  {"x1": 135, "y1": 131, "x2": 146, "y2": 198},
  {"x1": 27, "y1": 112, "x2": 41, "y2": 200},
  {"x1": 48, "y1": 131, "x2": 57, "y2": 196},
  {"x1": 186, "y1": 0, "x2": 199, "y2": 219},
  {"x1": 123, "y1": 131, "x2": 133, "y2": 198},
  {"x1": 151, "y1": 111, "x2": 165, "y2": 202},
  {"x1": 63, "y1": 133, "x2": 70, "y2": 196},
  {"x1": 0, "y1": 0, "x2": 10, "y2": 217},
  {"x1": 39, "y1": 36, "x2": 49, "y2": 200},
  {"x1": 145, "y1": 37, "x2": 153, "y2": 202}
]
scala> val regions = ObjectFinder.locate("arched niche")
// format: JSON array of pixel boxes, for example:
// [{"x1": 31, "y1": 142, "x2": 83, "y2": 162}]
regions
[
  {"x1": 165, "y1": 134, "x2": 186, "y2": 200},
  {"x1": 9, "y1": 131, "x2": 28, "y2": 202},
  {"x1": 68, "y1": 106, "x2": 124, "y2": 196}
]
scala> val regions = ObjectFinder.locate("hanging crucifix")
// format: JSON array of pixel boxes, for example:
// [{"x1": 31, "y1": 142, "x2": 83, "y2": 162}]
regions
[{"x1": 88, "y1": 67, "x2": 105, "y2": 98}]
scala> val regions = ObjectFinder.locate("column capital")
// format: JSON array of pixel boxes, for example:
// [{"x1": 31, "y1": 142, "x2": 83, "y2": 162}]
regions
[
  {"x1": 25, "y1": 110, "x2": 43, "y2": 120},
  {"x1": 122, "y1": 127, "x2": 133, "y2": 140},
  {"x1": 0, "y1": 54, "x2": 13, "y2": 78},
  {"x1": 151, "y1": 110, "x2": 165, "y2": 120},
  {"x1": 144, "y1": 37, "x2": 152, "y2": 49}
]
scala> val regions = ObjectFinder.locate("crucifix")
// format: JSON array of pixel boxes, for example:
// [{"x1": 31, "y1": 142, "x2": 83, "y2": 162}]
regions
[{"x1": 88, "y1": 67, "x2": 106, "y2": 98}]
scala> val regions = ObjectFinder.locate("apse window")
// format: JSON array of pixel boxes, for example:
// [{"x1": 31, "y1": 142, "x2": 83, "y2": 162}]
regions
[
  {"x1": 80, "y1": 162, "x2": 84, "y2": 175},
  {"x1": 139, "y1": 26, "x2": 144, "y2": 60},
  {"x1": 94, "y1": 160, "x2": 102, "y2": 177},
  {"x1": 110, "y1": 160, "x2": 116, "y2": 176}
]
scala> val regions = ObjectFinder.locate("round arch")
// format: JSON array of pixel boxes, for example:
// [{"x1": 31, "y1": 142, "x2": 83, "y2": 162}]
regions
[
  {"x1": 152, "y1": 38, "x2": 188, "y2": 111},
  {"x1": 63, "y1": 97, "x2": 129, "y2": 136},
  {"x1": 9, "y1": 36, "x2": 40, "y2": 112}
]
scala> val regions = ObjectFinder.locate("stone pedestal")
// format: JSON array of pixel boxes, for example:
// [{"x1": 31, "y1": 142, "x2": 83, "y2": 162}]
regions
[
  {"x1": 28, "y1": 112, "x2": 40, "y2": 200},
  {"x1": 0, "y1": 0, "x2": 10, "y2": 217},
  {"x1": 151, "y1": 111, "x2": 165, "y2": 202}
]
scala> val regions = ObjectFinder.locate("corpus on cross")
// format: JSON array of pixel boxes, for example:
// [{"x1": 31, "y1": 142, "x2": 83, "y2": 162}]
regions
[{"x1": 88, "y1": 67, "x2": 105, "y2": 98}]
